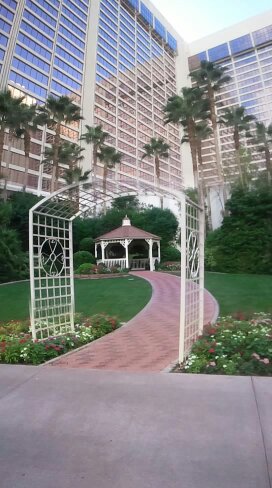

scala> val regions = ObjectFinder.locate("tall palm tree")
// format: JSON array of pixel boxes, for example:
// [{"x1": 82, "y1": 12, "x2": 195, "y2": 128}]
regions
[
  {"x1": 164, "y1": 86, "x2": 209, "y2": 185},
  {"x1": 15, "y1": 103, "x2": 40, "y2": 190},
  {"x1": 254, "y1": 122, "x2": 272, "y2": 182},
  {"x1": 142, "y1": 137, "x2": 170, "y2": 208},
  {"x1": 190, "y1": 60, "x2": 231, "y2": 184},
  {"x1": 0, "y1": 90, "x2": 25, "y2": 192},
  {"x1": 219, "y1": 106, "x2": 255, "y2": 186},
  {"x1": 63, "y1": 166, "x2": 91, "y2": 185},
  {"x1": 181, "y1": 122, "x2": 212, "y2": 205},
  {"x1": 97, "y1": 146, "x2": 122, "y2": 212},
  {"x1": 80, "y1": 125, "x2": 108, "y2": 185},
  {"x1": 38, "y1": 96, "x2": 83, "y2": 192}
]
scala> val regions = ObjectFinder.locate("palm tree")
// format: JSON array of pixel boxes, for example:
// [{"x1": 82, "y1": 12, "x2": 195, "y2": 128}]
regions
[
  {"x1": 15, "y1": 103, "x2": 40, "y2": 190},
  {"x1": 80, "y1": 125, "x2": 108, "y2": 185},
  {"x1": 142, "y1": 137, "x2": 170, "y2": 208},
  {"x1": 164, "y1": 86, "x2": 209, "y2": 185},
  {"x1": 181, "y1": 122, "x2": 212, "y2": 205},
  {"x1": 219, "y1": 106, "x2": 255, "y2": 186},
  {"x1": 190, "y1": 60, "x2": 231, "y2": 184},
  {"x1": 38, "y1": 96, "x2": 83, "y2": 192},
  {"x1": 0, "y1": 90, "x2": 25, "y2": 194},
  {"x1": 97, "y1": 146, "x2": 122, "y2": 212},
  {"x1": 254, "y1": 122, "x2": 272, "y2": 182},
  {"x1": 63, "y1": 166, "x2": 91, "y2": 185}
]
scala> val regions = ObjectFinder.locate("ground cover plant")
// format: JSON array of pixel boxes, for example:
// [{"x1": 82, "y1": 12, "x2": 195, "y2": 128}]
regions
[
  {"x1": 182, "y1": 313, "x2": 272, "y2": 376},
  {"x1": 0, "y1": 314, "x2": 119, "y2": 365}
]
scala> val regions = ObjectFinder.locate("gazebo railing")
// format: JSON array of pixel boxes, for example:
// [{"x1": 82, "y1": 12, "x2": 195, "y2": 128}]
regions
[
  {"x1": 130, "y1": 258, "x2": 149, "y2": 270},
  {"x1": 97, "y1": 258, "x2": 127, "y2": 268}
]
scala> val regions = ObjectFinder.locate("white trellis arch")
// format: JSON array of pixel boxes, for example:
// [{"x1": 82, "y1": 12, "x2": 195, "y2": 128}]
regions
[{"x1": 29, "y1": 180, "x2": 204, "y2": 362}]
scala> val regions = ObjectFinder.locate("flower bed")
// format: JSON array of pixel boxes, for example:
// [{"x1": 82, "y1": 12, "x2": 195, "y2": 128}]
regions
[
  {"x1": 158, "y1": 262, "x2": 181, "y2": 272},
  {"x1": 181, "y1": 313, "x2": 272, "y2": 376},
  {"x1": 0, "y1": 314, "x2": 119, "y2": 365}
]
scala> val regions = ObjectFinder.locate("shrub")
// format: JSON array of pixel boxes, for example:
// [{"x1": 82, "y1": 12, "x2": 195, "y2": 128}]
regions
[
  {"x1": 161, "y1": 246, "x2": 181, "y2": 262},
  {"x1": 79, "y1": 237, "x2": 95, "y2": 253},
  {"x1": 182, "y1": 313, "x2": 272, "y2": 376},
  {"x1": 73, "y1": 251, "x2": 96, "y2": 270},
  {"x1": 76, "y1": 263, "x2": 95, "y2": 275},
  {"x1": 158, "y1": 261, "x2": 181, "y2": 272},
  {"x1": 0, "y1": 314, "x2": 120, "y2": 365}
]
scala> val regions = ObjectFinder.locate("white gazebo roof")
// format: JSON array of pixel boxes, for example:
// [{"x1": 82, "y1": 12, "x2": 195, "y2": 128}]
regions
[{"x1": 95, "y1": 216, "x2": 161, "y2": 242}]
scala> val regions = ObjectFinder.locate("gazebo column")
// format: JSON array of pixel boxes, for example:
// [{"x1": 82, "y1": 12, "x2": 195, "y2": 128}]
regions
[
  {"x1": 95, "y1": 243, "x2": 97, "y2": 258},
  {"x1": 146, "y1": 238, "x2": 154, "y2": 271},
  {"x1": 101, "y1": 241, "x2": 107, "y2": 262},
  {"x1": 125, "y1": 239, "x2": 129, "y2": 269},
  {"x1": 157, "y1": 240, "x2": 161, "y2": 263}
]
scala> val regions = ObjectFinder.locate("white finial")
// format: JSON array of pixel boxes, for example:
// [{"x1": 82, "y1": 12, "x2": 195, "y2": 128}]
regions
[{"x1": 122, "y1": 215, "x2": 131, "y2": 226}]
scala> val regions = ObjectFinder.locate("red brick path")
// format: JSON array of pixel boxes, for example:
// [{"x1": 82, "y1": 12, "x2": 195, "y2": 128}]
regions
[{"x1": 49, "y1": 272, "x2": 218, "y2": 372}]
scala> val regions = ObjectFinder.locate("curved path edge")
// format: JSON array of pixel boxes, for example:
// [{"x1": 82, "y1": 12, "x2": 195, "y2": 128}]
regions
[{"x1": 48, "y1": 271, "x2": 218, "y2": 372}]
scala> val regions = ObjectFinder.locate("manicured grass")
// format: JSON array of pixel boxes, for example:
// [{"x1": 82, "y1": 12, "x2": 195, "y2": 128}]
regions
[
  {"x1": 0, "y1": 277, "x2": 152, "y2": 323},
  {"x1": 205, "y1": 272, "x2": 272, "y2": 316}
]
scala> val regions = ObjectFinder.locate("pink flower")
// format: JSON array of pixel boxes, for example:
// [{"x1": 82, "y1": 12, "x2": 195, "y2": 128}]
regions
[
  {"x1": 252, "y1": 353, "x2": 260, "y2": 360},
  {"x1": 260, "y1": 358, "x2": 270, "y2": 365},
  {"x1": 209, "y1": 348, "x2": 215, "y2": 353},
  {"x1": 209, "y1": 361, "x2": 216, "y2": 367}
]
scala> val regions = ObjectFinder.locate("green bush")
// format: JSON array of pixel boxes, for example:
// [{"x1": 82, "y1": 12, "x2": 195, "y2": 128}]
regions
[
  {"x1": 76, "y1": 263, "x2": 96, "y2": 275},
  {"x1": 182, "y1": 314, "x2": 272, "y2": 376},
  {"x1": 205, "y1": 184, "x2": 272, "y2": 274},
  {"x1": 73, "y1": 251, "x2": 96, "y2": 270},
  {"x1": 79, "y1": 237, "x2": 95, "y2": 253},
  {"x1": 161, "y1": 246, "x2": 181, "y2": 262}
]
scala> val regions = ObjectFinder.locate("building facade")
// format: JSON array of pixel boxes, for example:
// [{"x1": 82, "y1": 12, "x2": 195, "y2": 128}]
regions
[
  {"x1": 0, "y1": 0, "x2": 190, "y2": 197},
  {"x1": 188, "y1": 11, "x2": 272, "y2": 226}
]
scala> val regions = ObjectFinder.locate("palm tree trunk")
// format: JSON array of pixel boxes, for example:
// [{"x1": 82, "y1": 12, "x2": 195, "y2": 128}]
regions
[
  {"x1": 51, "y1": 123, "x2": 61, "y2": 193},
  {"x1": 234, "y1": 128, "x2": 243, "y2": 186},
  {"x1": 93, "y1": 146, "x2": 98, "y2": 216},
  {"x1": 103, "y1": 164, "x2": 107, "y2": 214},
  {"x1": 3, "y1": 132, "x2": 12, "y2": 202},
  {"x1": 23, "y1": 131, "x2": 31, "y2": 190},
  {"x1": 208, "y1": 85, "x2": 228, "y2": 208},
  {"x1": 0, "y1": 127, "x2": 5, "y2": 177},
  {"x1": 155, "y1": 155, "x2": 163, "y2": 209},
  {"x1": 264, "y1": 146, "x2": 272, "y2": 183},
  {"x1": 196, "y1": 140, "x2": 205, "y2": 206},
  {"x1": 187, "y1": 120, "x2": 198, "y2": 183}
]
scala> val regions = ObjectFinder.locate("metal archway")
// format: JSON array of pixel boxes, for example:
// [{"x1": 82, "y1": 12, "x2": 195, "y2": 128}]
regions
[{"x1": 29, "y1": 179, "x2": 204, "y2": 363}]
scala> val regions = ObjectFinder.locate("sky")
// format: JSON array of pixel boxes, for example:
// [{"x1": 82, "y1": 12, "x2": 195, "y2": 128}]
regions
[{"x1": 154, "y1": 0, "x2": 272, "y2": 42}]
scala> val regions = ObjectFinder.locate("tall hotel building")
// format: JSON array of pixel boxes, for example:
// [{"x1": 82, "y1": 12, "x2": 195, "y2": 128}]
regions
[
  {"x1": 1, "y1": 1, "x2": 272, "y2": 210},
  {"x1": 0, "y1": 0, "x2": 189, "y2": 195},
  {"x1": 188, "y1": 11, "x2": 272, "y2": 225}
]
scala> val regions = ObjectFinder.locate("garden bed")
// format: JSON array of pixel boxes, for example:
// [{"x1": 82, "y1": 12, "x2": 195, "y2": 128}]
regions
[
  {"x1": 74, "y1": 273, "x2": 130, "y2": 279},
  {"x1": 175, "y1": 313, "x2": 272, "y2": 376},
  {"x1": 0, "y1": 314, "x2": 120, "y2": 365}
]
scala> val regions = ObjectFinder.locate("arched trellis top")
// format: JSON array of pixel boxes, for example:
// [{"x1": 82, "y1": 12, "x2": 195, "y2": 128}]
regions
[{"x1": 29, "y1": 179, "x2": 204, "y2": 363}]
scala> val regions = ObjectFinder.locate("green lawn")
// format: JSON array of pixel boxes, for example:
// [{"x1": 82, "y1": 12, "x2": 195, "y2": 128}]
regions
[
  {"x1": 205, "y1": 272, "x2": 272, "y2": 316},
  {"x1": 0, "y1": 277, "x2": 152, "y2": 323}
]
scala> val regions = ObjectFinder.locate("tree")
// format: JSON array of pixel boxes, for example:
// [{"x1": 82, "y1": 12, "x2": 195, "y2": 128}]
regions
[
  {"x1": 190, "y1": 60, "x2": 231, "y2": 185},
  {"x1": 97, "y1": 146, "x2": 122, "y2": 211},
  {"x1": 142, "y1": 137, "x2": 170, "y2": 208},
  {"x1": 0, "y1": 90, "x2": 25, "y2": 199},
  {"x1": 63, "y1": 166, "x2": 91, "y2": 185},
  {"x1": 254, "y1": 122, "x2": 272, "y2": 183},
  {"x1": 15, "y1": 103, "x2": 40, "y2": 190},
  {"x1": 9, "y1": 192, "x2": 41, "y2": 251},
  {"x1": 38, "y1": 96, "x2": 82, "y2": 192},
  {"x1": 80, "y1": 125, "x2": 108, "y2": 185},
  {"x1": 219, "y1": 106, "x2": 255, "y2": 187},
  {"x1": 112, "y1": 195, "x2": 140, "y2": 211},
  {"x1": 0, "y1": 200, "x2": 28, "y2": 282},
  {"x1": 205, "y1": 182, "x2": 272, "y2": 274},
  {"x1": 164, "y1": 87, "x2": 209, "y2": 189}
]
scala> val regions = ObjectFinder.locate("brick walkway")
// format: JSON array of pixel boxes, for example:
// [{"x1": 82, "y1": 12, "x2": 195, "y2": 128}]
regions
[{"x1": 49, "y1": 272, "x2": 218, "y2": 372}]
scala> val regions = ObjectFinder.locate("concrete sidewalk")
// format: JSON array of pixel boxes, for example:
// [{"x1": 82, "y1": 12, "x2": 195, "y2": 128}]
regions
[{"x1": 0, "y1": 364, "x2": 271, "y2": 488}]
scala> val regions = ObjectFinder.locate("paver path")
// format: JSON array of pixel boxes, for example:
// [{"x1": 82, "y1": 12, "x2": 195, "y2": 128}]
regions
[{"x1": 49, "y1": 271, "x2": 218, "y2": 372}]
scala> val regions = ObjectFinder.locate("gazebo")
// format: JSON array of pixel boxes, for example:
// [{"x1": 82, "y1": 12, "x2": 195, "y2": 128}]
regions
[{"x1": 95, "y1": 216, "x2": 161, "y2": 271}]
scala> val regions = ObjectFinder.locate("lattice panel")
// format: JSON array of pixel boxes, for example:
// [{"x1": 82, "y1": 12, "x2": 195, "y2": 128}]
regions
[{"x1": 30, "y1": 213, "x2": 74, "y2": 340}]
